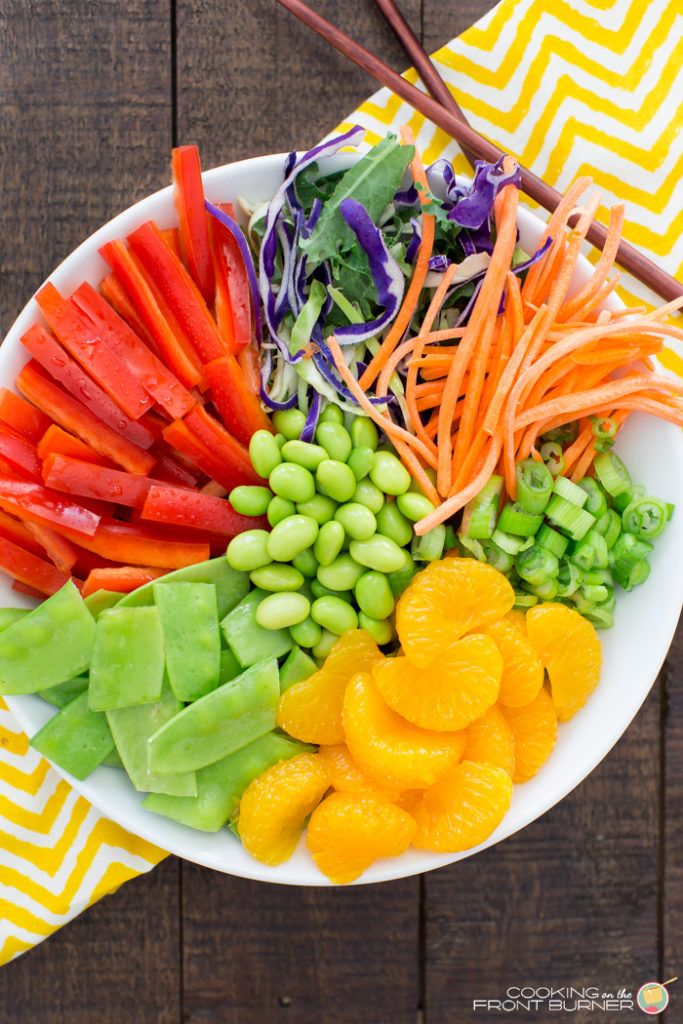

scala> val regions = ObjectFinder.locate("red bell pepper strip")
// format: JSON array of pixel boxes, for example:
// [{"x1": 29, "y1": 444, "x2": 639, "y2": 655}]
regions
[
  {"x1": 127, "y1": 221, "x2": 226, "y2": 364},
  {"x1": 183, "y1": 405, "x2": 262, "y2": 483},
  {"x1": 141, "y1": 484, "x2": 266, "y2": 536},
  {"x1": 81, "y1": 565, "x2": 168, "y2": 598},
  {"x1": 16, "y1": 361, "x2": 156, "y2": 475},
  {"x1": 203, "y1": 355, "x2": 272, "y2": 444},
  {"x1": 21, "y1": 324, "x2": 158, "y2": 450},
  {"x1": 26, "y1": 523, "x2": 78, "y2": 573},
  {"x1": 0, "y1": 534, "x2": 70, "y2": 597},
  {"x1": 37, "y1": 424, "x2": 114, "y2": 468},
  {"x1": 163, "y1": 419, "x2": 253, "y2": 492},
  {"x1": 0, "y1": 474, "x2": 100, "y2": 537},
  {"x1": 12, "y1": 579, "x2": 52, "y2": 600},
  {"x1": 172, "y1": 146, "x2": 215, "y2": 307},
  {"x1": 99, "y1": 272, "x2": 161, "y2": 355},
  {"x1": 0, "y1": 388, "x2": 52, "y2": 442},
  {"x1": 66, "y1": 519, "x2": 210, "y2": 569},
  {"x1": 149, "y1": 446, "x2": 199, "y2": 487},
  {"x1": 100, "y1": 239, "x2": 206, "y2": 390},
  {"x1": 0, "y1": 426, "x2": 43, "y2": 481},
  {"x1": 42, "y1": 452, "x2": 173, "y2": 510},
  {"x1": 0, "y1": 508, "x2": 45, "y2": 554},
  {"x1": 35, "y1": 282, "x2": 154, "y2": 420},
  {"x1": 71, "y1": 282, "x2": 196, "y2": 421},
  {"x1": 211, "y1": 209, "x2": 252, "y2": 352},
  {"x1": 161, "y1": 228, "x2": 183, "y2": 262}
]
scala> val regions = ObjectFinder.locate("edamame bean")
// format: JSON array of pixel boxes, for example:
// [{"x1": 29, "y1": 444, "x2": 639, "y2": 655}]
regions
[
  {"x1": 316, "y1": 553, "x2": 365, "y2": 591},
  {"x1": 352, "y1": 479, "x2": 385, "y2": 514},
  {"x1": 292, "y1": 548, "x2": 318, "y2": 578},
  {"x1": 334, "y1": 502, "x2": 376, "y2": 541},
  {"x1": 229, "y1": 485, "x2": 272, "y2": 517},
  {"x1": 274, "y1": 433, "x2": 286, "y2": 449},
  {"x1": 311, "y1": 596, "x2": 358, "y2": 635},
  {"x1": 310, "y1": 580, "x2": 352, "y2": 602},
  {"x1": 249, "y1": 430, "x2": 282, "y2": 479},
  {"x1": 267, "y1": 495, "x2": 296, "y2": 528},
  {"x1": 316, "y1": 459, "x2": 356, "y2": 502},
  {"x1": 281, "y1": 440, "x2": 327, "y2": 470},
  {"x1": 266, "y1": 515, "x2": 319, "y2": 562},
  {"x1": 250, "y1": 564, "x2": 305, "y2": 592},
  {"x1": 319, "y1": 404, "x2": 344, "y2": 425},
  {"x1": 272, "y1": 409, "x2": 306, "y2": 440},
  {"x1": 376, "y1": 502, "x2": 414, "y2": 547},
  {"x1": 255, "y1": 592, "x2": 310, "y2": 630},
  {"x1": 289, "y1": 616, "x2": 322, "y2": 649},
  {"x1": 316, "y1": 422, "x2": 352, "y2": 462},
  {"x1": 314, "y1": 520, "x2": 345, "y2": 567},
  {"x1": 350, "y1": 417, "x2": 378, "y2": 451},
  {"x1": 387, "y1": 550, "x2": 418, "y2": 597},
  {"x1": 355, "y1": 571, "x2": 395, "y2": 619},
  {"x1": 269, "y1": 462, "x2": 315, "y2": 503},
  {"x1": 296, "y1": 494, "x2": 337, "y2": 525},
  {"x1": 396, "y1": 492, "x2": 436, "y2": 522},
  {"x1": 370, "y1": 451, "x2": 411, "y2": 495},
  {"x1": 312, "y1": 628, "x2": 338, "y2": 660},
  {"x1": 349, "y1": 535, "x2": 407, "y2": 573},
  {"x1": 357, "y1": 611, "x2": 394, "y2": 645},
  {"x1": 347, "y1": 446, "x2": 374, "y2": 481},
  {"x1": 226, "y1": 530, "x2": 271, "y2": 572}
]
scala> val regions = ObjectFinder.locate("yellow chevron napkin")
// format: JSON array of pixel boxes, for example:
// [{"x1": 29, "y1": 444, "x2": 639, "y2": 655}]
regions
[{"x1": 2, "y1": 0, "x2": 682, "y2": 967}]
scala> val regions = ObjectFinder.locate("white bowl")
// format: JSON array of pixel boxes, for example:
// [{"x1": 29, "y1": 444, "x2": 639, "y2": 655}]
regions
[{"x1": 4, "y1": 152, "x2": 683, "y2": 885}]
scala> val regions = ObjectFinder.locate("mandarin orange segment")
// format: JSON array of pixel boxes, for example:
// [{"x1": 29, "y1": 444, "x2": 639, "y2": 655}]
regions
[
  {"x1": 373, "y1": 634, "x2": 503, "y2": 731},
  {"x1": 237, "y1": 753, "x2": 330, "y2": 866},
  {"x1": 317, "y1": 743, "x2": 401, "y2": 802},
  {"x1": 412, "y1": 760, "x2": 513, "y2": 852},
  {"x1": 463, "y1": 704, "x2": 515, "y2": 777},
  {"x1": 484, "y1": 613, "x2": 544, "y2": 708},
  {"x1": 526, "y1": 603, "x2": 601, "y2": 722},
  {"x1": 343, "y1": 672, "x2": 466, "y2": 790},
  {"x1": 502, "y1": 687, "x2": 558, "y2": 783},
  {"x1": 276, "y1": 629, "x2": 383, "y2": 745},
  {"x1": 396, "y1": 558, "x2": 515, "y2": 667},
  {"x1": 306, "y1": 791, "x2": 417, "y2": 884}
]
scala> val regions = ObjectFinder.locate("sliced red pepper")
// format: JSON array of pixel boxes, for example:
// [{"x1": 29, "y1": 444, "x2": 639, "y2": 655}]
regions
[
  {"x1": 42, "y1": 452, "x2": 172, "y2": 510},
  {"x1": 203, "y1": 355, "x2": 272, "y2": 444},
  {"x1": 172, "y1": 145, "x2": 215, "y2": 307},
  {"x1": 161, "y1": 228, "x2": 183, "y2": 262},
  {"x1": 0, "y1": 508, "x2": 45, "y2": 554},
  {"x1": 67, "y1": 519, "x2": 210, "y2": 569},
  {"x1": 26, "y1": 523, "x2": 78, "y2": 573},
  {"x1": 0, "y1": 473, "x2": 100, "y2": 537},
  {"x1": 37, "y1": 424, "x2": 114, "y2": 468},
  {"x1": 13, "y1": 579, "x2": 51, "y2": 600},
  {"x1": 163, "y1": 419, "x2": 253, "y2": 492},
  {"x1": 182, "y1": 405, "x2": 263, "y2": 483},
  {"x1": 0, "y1": 388, "x2": 52, "y2": 442},
  {"x1": 16, "y1": 361, "x2": 156, "y2": 475},
  {"x1": 35, "y1": 282, "x2": 154, "y2": 420},
  {"x1": 21, "y1": 324, "x2": 157, "y2": 450},
  {"x1": 81, "y1": 565, "x2": 168, "y2": 598},
  {"x1": 211, "y1": 209, "x2": 252, "y2": 351},
  {"x1": 149, "y1": 447, "x2": 199, "y2": 487},
  {"x1": 127, "y1": 221, "x2": 226, "y2": 364},
  {"x1": 0, "y1": 534, "x2": 70, "y2": 596},
  {"x1": 0, "y1": 425, "x2": 43, "y2": 481},
  {"x1": 141, "y1": 484, "x2": 266, "y2": 536},
  {"x1": 99, "y1": 272, "x2": 161, "y2": 355}
]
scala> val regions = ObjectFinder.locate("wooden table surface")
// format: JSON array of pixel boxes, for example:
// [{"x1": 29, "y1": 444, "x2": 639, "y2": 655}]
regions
[{"x1": 1, "y1": 1, "x2": 681, "y2": 1021}]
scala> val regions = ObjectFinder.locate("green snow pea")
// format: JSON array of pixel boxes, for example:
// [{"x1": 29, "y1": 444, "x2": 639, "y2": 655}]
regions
[
  {"x1": 118, "y1": 557, "x2": 248, "y2": 620},
  {"x1": 221, "y1": 589, "x2": 293, "y2": 667},
  {"x1": 88, "y1": 606, "x2": 165, "y2": 712},
  {"x1": 154, "y1": 582, "x2": 220, "y2": 702},
  {"x1": 30, "y1": 691, "x2": 114, "y2": 780}
]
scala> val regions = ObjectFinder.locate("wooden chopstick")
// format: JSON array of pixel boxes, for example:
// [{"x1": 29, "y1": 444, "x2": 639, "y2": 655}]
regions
[{"x1": 276, "y1": 0, "x2": 683, "y2": 304}]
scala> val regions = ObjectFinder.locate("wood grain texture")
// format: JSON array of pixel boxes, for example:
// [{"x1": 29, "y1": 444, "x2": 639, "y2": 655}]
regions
[{"x1": 663, "y1": 619, "x2": 682, "y2": 986}]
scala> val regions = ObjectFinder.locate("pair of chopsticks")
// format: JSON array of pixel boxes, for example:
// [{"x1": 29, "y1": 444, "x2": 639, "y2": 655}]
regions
[{"x1": 276, "y1": 0, "x2": 683, "y2": 305}]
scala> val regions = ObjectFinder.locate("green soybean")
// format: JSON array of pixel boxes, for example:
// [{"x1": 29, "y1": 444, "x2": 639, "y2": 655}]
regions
[
  {"x1": 388, "y1": 551, "x2": 418, "y2": 597},
  {"x1": 311, "y1": 596, "x2": 358, "y2": 635},
  {"x1": 296, "y1": 494, "x2": 337, "y2": 525},
  {"x1": 269, "y1": 462, "x2": 315, "y2": 503},
  {"x1": 256, "y1": 592, "x2": 310, "y2": 630},
  {"x1": 334, "y1": 502, "x2": 376, "y2": 541},
  {"x1": 316, "y1": 422, "x2": 353, "y2": 462},
  {"x1": 267, "y1": 495, "x2": 296, "y2": 528},
  {"x1": 312, "y1": 628, "x2": 338, "y2": 660},
  {"x1": 376, "y1": 502, "x2": 414, "y2": 547},
  {"x1": 281, "y1": 440, "x2": 327, "y2": 470},
  {"x1": 357, "y1": 611, "x2": 394, "y2": 646},
  {"x1": 289, "y1": 616, "x2": 322, "y2": 649},
  {"x1": 250, "y1": 564, "x2": 305, "y2": 592},
  {"x1": 370, "y1": 451, "x2": 411, "y2": 495},
  {"x1": 316, "y1": 459, "x2": 356, "y2": 502},
  {"x1": 226, "y1": 530, "x2": 271, "y2": 572},
  {"x1": 396, "y1": 491, "x2": 436, "y2": 522},
  {"x1": 274, "y1": 433, "x2": 286, "y2": 449},
  {"x1": 314, "y1": 521, "x2": 345, "y2": 566},
  {"x1": 350, "y1": 417, "x2": 378, "y2": 451},
  {"x1": 349, "y1": 535, "x2": 407, "y2": 573},
  {"x1": 347, "y1": 446, "x2": 374, "y2": 481},
  {"x1": 317, "y1": 553, "x2": 365, "y2": 591},
  {"x1": 292, "y1": 548, "x2": 318, "y2": 579},
  {"x1": 249, "y1": 431, "x2": 282, "y2": 479},
  {"x1": 352, "y1": 479, "x2": 385, "y2": 514},
  {"x1": 266, "y1": 515, "x2": 319, "y2": 562},
  {"x1": 272, "y1": 409, "x2": 306, "y2": 440},
  {"x1": 310, "y1": 580, "x2": 352, "y2": 602},
  {"x1": 229, "y1": 485, "x2": 272, "y2": 517},
  {"x1": 355, "y1": 571, "x2": 394, "y2": 619},
  {"x1": 320, "y1": 404, "x2": 344, "y2": 425}
]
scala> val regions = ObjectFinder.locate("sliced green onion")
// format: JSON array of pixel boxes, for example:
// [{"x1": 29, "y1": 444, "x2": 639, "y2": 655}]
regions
[
  {"x1": 460, "y1": 474, "x2": 504, "y2": 540},
  {"x1": 557, "y1": 560, "x2": 583, "y2": 597},
  {"x1": 584, "y1": 568, "x2": 613, "y2": 587},
  {"x1": 610, "y1": 532, "x2": 654, "y2": 578},
  {"x1": 516, "y1": 543, "x2": 559, "y2": 585},
  {"x1": 443, "y1": 524, "x2": 458, "y2": 552},
  {"x1": 576, "y1": 478, "x2": 607, "y2": 519},
  {"x1": 613, "y1": 483, "x2": 644, "y2": 514},
  {"x1": 594, "y1": 451, "x2": 631, "y2": 497},
  {"x1": 412, "y1": 524, "x2": 446, "y2": 562},
  {"x1": 666, "y1": 502, "x2": 675, "y2": 521},
  {"x1": 525, "y1": 578, "x2": 559, "y2": 600},
  {"x1": 583, "y1": 529, "x2": 609, "y2": 569},
  {"x1": 480, "y1": 540, "x2": 515, "y2": 573},
  {"x1": 541, "y1": 421, "x2": 579, "y2": 446},
  {"x1": 621, "y1": 495, "x2": 670, "y2": 539},
  {"x1": 553, "y1": 475, "x2": 589, "y2": 508},
  {"x1": 582, "y1": 605, "x2": 615, "y2": 629},
  {"x1": 580, "y1": 582, "x2": 610, "y2": 604},
  {"x1": 539, "y1": 441, "x2": 565, "y2": 477},
  {"x1": 491, "y1": 528, "x2": 527, "y2": 555},
  {"x1": 591, "y1": 415, "x2": 618, "y2": 453},
  {"x1": 536, "y1": 524, "x2": 569, "y2": 559},
  {"x1": 515, "y1": 459, "x2": 553, "y2": 514},
  {"x1": 545, "y1": 495, "x2": 596, "y2": 540},
  {"x1": 569, "y1": 539, "x2": 595, "y2": 571},
  {"x1": 615, "y1": 558, "x2": 651, "y2": 591},
  {"x1": 498, "y1": 502, "x2": 544, "y2": 537},
  {"x1": 571, "y1": 589, "x2": 596, "y2": 614},
  {"x1": 513, "y1": 591, "x2": 539, "y2": 609},
  {"x1": 594, "y1": 508, "x2": 621, "y2": 548},
  {"x1": 458, "y1": 535, "x2": 486, "y2": 560}
]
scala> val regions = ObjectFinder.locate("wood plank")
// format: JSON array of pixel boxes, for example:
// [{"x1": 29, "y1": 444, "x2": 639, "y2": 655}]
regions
[{"x1": 663, "y1": 615, "x2": 683, "y2": 987}]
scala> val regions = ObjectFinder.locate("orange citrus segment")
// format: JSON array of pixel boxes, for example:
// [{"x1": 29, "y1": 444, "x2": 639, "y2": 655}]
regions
[
  {"x1": 502, "y1": 688, "x2": 558, "y2": 783},
  {"x1": 396, "y1": 557, "x2": 515, "y2": 667},
  {"x1": 526, "y1": 603, "x2": 601, "y2": 722},
  {"x1": 463, "y1": 704, "x2": 515, "y2": 777},
  {"x1": 317, "y1": 743, "x2": 402, "y2": 802},
  {"x1": 237, "y1": 753, "x2": 330, "y2": 866},
  {"x1": 306, "y1": 791, "x2": 417, "y2": 884},
  {"x1": 276, "y1": 629, "x2": 383, "y2": 744},
  {"x1": 342, "y1": 672, "x2": 466, "y2": 789},
  {"x1": 412, "y1": 760, "x2": 513, "y2": 852},
  {"x1": 484, "y1": 613, "x2": 544, "y2": 707},
  {"x1": 373, "y1": 634, "x2": 503, "y2": 730}
]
